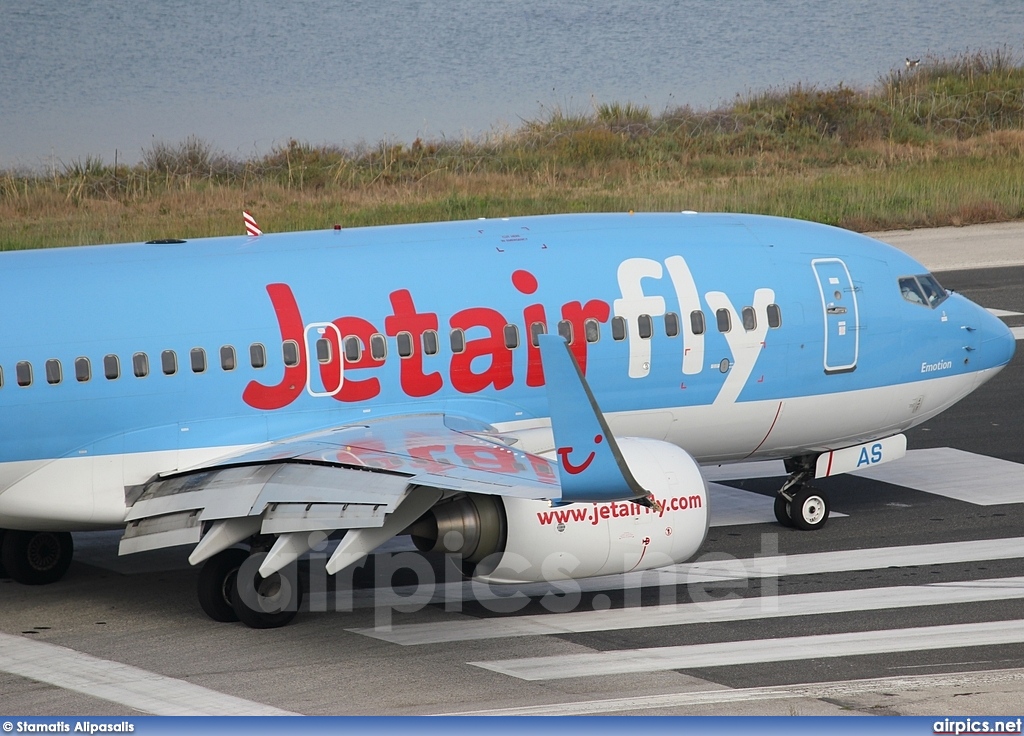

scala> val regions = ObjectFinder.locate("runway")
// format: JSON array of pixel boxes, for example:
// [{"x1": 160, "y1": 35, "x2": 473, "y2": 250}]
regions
[{"x1": 2, "y1": 225, "x2": 1024, "y2": 716}]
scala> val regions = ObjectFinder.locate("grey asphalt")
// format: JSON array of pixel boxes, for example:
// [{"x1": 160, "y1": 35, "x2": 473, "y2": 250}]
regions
[{"x1": 1, "y1": 223, "x2": 1023, "y2": 716}]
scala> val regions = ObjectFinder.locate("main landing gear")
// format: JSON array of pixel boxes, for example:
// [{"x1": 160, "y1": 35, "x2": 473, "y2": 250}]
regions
[
  {"x1": 773, "y1": 459, "x2": 830, "y2": 531},
  {"x1": 197, "y1": 544, "x2": 303, "y2": 629},
  {"x1": 0, "y1": 529, "x2": 74, "y2": 585}
]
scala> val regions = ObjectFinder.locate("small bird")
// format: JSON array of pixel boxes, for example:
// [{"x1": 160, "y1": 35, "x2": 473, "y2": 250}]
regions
[{"x1": 905, "y1": 57, "x2": 921, "y2": 69}]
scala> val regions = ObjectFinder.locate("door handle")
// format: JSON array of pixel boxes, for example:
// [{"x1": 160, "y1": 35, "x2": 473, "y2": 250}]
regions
[{"x1": 826, "y1": 306, "x2": 847, "y2": 314}]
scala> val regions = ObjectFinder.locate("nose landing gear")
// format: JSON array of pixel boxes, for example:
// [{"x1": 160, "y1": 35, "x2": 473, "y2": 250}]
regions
[{"x1": 774, "y1": 460, "x2": 830, "y2": 531}]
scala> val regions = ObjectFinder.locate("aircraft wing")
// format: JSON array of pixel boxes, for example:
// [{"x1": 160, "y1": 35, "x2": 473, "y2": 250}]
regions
[
  {"x1": 119, "y1": 337, "x2": 657, "y2": 577},
  {"x1": 119, "y1": 413, "x2": 558, "y2": 563}
]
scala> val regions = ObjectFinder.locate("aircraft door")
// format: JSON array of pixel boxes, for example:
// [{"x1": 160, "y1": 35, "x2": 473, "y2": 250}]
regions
[
  {"x1": 812, "y1": 258, "x2": 859, "y2": 374},
  {"x1": 304, "y1": 322, "x2": 343, "y2": 397}
]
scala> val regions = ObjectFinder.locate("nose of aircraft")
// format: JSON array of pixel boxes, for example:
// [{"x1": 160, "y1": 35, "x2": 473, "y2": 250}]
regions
[{"x1": 975, "y1": 301, "x2": 1016, "y2": 371}]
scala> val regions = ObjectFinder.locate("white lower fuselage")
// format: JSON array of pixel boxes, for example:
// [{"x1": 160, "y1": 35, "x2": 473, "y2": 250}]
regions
[{"x1": 0, "y1": 369, "x2": 992, "y2": 531}]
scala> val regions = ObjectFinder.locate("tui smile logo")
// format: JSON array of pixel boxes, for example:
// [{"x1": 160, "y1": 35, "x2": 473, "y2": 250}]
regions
[{"x1": 556, "y1": 434, "x2": 603, "y2": 474}]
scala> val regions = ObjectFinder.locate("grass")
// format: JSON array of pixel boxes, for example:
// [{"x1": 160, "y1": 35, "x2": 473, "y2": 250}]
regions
[{"x1": 2, "y1": 50, "x2": 1023, "y2": 250}]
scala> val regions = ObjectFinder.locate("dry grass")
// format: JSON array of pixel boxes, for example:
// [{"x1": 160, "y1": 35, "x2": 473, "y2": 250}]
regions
[{"x1": 3, "y1": 50, "x2": 1023, "y2": 250}]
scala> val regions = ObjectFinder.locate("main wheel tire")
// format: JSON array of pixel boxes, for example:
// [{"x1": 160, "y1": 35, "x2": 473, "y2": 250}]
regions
[
  {"x1": 773, "y1": 494, "x2": 794, "y2": 527},
  {"x1": 789, "y1": 486, "x2": 829, "y2": 531},
  {"x1": 230, "y1": 553, "x2": 303, "y2": 629},
  {"x1": 197, "y1": 548, "x2": 249, "y2": 623},
  {"x1": 1, "y1": 530, "x2": 74, "y2": 585}
]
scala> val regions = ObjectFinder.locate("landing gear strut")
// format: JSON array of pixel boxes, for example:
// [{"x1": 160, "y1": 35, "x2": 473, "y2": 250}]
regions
[
  {"x1": 774, "y1": 459, "x2": 830, "y2": 531},
  {"x1": 0, "y1": 530, "x2": 74, "y2": 585},
  {"x1": 197, "y1": 545, "x2": 303, "y2": 629}
]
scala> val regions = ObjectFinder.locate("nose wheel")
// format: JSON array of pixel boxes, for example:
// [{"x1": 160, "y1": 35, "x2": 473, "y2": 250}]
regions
[{"x1": 774, "y1": 485, "x2": 830, "y2": 530}]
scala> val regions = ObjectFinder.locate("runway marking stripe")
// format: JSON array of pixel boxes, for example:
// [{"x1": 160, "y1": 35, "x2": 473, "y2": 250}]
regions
[
  {"x1": 676, "y1": 535, "x2": 1024, "y2": 584},
  {"x1": 440, "y1": 667, "x2": 1024, "y2": 715},
  {"x1": 346, "y1": 535, "x2": 1024, "y2": 611},
  {"x1": 0, "y1": 632, "x2": 296, "y2": 715},
  {"x1": 470, "y1": 619, "x2": 1024, "y2": 681},
  {"x1": 853, "y1": 447, "x2": 1024, "y2": 505},
  {"x1": 1012, "y1": 325, "x2": 1024, "y2": 341},
  {"x1": 986, "y1": 308, "x2": 1024, "y2": 317},
  {"x1": 353, "y1": 575, "x2": 1024, "y2": 645},
  {"x1": 701, "y1": 459, "x2": 787, "y2": 481}
]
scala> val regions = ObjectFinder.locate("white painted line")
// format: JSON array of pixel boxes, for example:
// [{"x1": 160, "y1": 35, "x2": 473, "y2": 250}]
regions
[
  {"x1": 0, "y1": 632, "x2": 296, "y2": 715},
  {"x1": 702, "y1": 459, "x2": 787, "y2": 481},
  {"x1": 347, "y1": 535, "x2": 1024, "y2": 616},
  {"x1": 471, "y1": 619, "x2": 1024, "y2": 681},
  {"x1": 854, "y1": 447, "x2": 1024, "y2": 505},
  {"x1": 708, "y1": 484, "x2": 848, "y2": 527},
  {"x1": 352, "y1": 576, "x2": 1024, "y2": 645},
  {"x1": 677, "y1": 536, "x2": 1024, "y2": 585},
  {"x1": 707, "y1": 483, "x2": 847, "y2": 527},
  {"x1": 987, "y1": 308, "x2": 1024, "y2": 318},
  {"x1": 708, "y1": 483, "x2": 776, "y2": 526},
  {"x1": 1012, "y1": 325, "x2": 1024, "y2": 341},
  {"x1": 442, "y1": 667, "x2": 1024, "y2": 715}
]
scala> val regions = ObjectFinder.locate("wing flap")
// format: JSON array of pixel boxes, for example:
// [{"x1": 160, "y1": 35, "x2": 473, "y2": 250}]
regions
[
  {"x1": 259, "y1": 502, "x2": 389, "y2": 535},
  {"x1": 120, "y1": 509, "x2": 202, "y2": 555},
  {"x1": 119, "y1": 413, "x2": 559, "y2": 563}
]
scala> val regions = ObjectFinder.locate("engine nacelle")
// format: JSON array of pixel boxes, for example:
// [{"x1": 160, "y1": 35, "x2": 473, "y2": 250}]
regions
[{"x1": 410, "y1": 437, "x2": 709, "y2": 584}]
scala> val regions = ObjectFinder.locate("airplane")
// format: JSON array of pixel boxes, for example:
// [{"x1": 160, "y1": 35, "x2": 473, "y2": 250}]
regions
[{"x1": 0, "y1": 211, "x2": 1014, "y2": 628}]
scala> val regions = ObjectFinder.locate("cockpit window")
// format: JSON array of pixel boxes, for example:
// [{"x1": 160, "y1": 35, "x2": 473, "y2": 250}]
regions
[
  {"x1": 917, "y1": 274, "x2": 948, "y2": 307},
  {"x1": 899, "y1": 277, "x2": 927, "y2": 305},
  {"x1": 900, "y1": 274, "x2": 947, "y2": 308}
]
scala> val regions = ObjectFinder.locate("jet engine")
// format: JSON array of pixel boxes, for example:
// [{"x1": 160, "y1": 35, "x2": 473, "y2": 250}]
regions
[{"x1": 410, "y1": 437, "x2": 709, "y2": 583}]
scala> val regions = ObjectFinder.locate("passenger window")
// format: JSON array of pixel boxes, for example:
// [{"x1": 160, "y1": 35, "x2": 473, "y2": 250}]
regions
[
  {"x1": 315, "y1": 338, "x2": 332, "y2": 363},
  {"x1": 343, "y1": 336, "x2": 362, "y2": 363},
  {"x1": 529, "y1": 321, "x2": 547, "y2": 347},
  {"x1": 104, "y1": 354, "x2": 120, "y2": 380},
  {"x1": 220, "y1": 345, "x2": 237, "y2": 371},
  {"x1": 637, "y1": 314, "x2": 653, "y2": 339},
  {"x1": 16, "y1": 361, "x2": 32, "y2": 387},
  {"x1": 422, "y1": 330, "x2": 439, "y2": 356},
  {"x1": 450, "y1": 329, "x2": 466, "y2": 355},
  {"x1": 665, "y1": 312, "x2": 680, "y2": 337},
  {"x1": 899, "y1": 276, "x2": 927, "y2": 306},
  {"x1": 190, "y1": 348, "x2": 207, "y2": 373},
  {"x1": 45, "y1": 359, "x2": 62, "y2": 385},
  {"x1": 767, "y1": 304, "x2": 782, "y2": 329},
  {"x1": 75, "y1": 357, "x2": 91, "y2": 382},
  {"x1": 584, "y1": 318, "x2": 601, "y2": 343},
  {"x1": 282, "y1": 340, "x2": 299, "y2": 367},
  {"x1": 690, "y1": 310, "x2": 706, "y2": 335},
  {"x1": 249, "y1": 343, "x2": 266, "y2": 369},
  {"x1": 741, "y1": 306, "x2": 757, "y2": 331},
  {"x1": 370, "y1": 333, "x2": 387, "y2": 360},
  {"x1": 162, "y1": 350, "x2": 177, "y2": 375},
  {"x1": 132, "y1": 353, "x2": 149, "y2": 378},
  {"x1": 557, "y1": 320, "x2": 574, "y2": 343},
  {"x1": 611, "y1": 316, "x2": 627, "y2": 341},
  {"x1": 503, "y1": 324, "x2": 520, "y2": 350},
  {"x1": 396, "y1": 332, "x2": 413, "y2": 358},
  {"x1": 716, "y1": 308, "x2": 731, "y2": 333}
]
